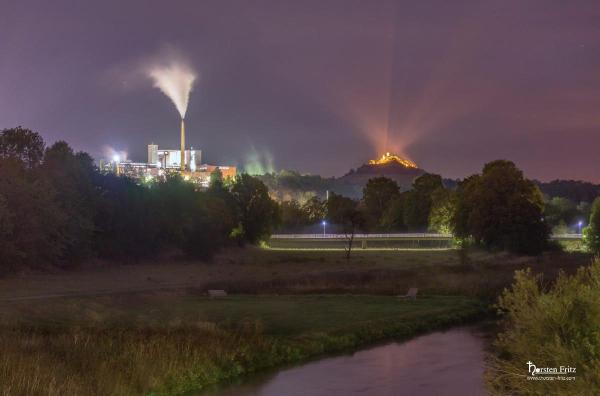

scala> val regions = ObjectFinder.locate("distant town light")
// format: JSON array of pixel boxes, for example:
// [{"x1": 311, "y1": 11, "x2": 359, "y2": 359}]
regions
[{"x1": 112, "y1": 154, "x2": 120, "y2": 162}]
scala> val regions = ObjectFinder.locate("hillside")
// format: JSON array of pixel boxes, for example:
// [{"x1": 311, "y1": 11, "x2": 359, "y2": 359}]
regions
[{"x1": 336, "y1": 153, "x2": 425, "y2": 197}]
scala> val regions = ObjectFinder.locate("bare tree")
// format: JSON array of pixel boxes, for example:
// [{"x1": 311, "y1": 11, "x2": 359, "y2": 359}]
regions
[{"x1": 327, "y1": 192, "x2": 366, "y2": 260}]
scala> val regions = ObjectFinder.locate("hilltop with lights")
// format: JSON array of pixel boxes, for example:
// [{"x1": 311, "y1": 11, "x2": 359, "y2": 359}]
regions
[
  {"x1": 336, "y1": 152, "x2": 425, "y2": 195},
  {"x1": 258, "y1": 152, "x2": 427, "y2": 201},
  {"x1": 368, "y1": 152, "x2": 418, "y2": 169}
]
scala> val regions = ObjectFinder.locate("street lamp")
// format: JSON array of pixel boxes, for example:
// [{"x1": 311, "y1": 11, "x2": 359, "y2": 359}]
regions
[
  {"x1": 578, "y1": 220, "x2": 583, "y2": 234},
  {"x1": 322, "y1": 220, "x2": 327, "y2": 236}
]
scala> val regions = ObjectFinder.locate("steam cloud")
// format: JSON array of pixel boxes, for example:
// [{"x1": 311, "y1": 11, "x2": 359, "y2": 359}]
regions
[
  {"x1": 244, "y1": 148, "x2": 275, "y2": 175},
  {"x1": 146, "y1": 51, "x2": 197, "y2": 119}
]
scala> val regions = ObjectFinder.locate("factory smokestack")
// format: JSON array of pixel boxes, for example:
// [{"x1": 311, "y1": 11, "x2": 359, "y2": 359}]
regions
[
  {"x1": 180, "y1": 118, "x2": 185, "y2": 171},
  {"x1": 144, "y1": 48, "x2": 197, "y2": 172}
]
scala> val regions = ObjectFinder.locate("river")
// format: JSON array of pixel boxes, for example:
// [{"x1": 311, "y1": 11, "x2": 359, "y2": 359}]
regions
[{"x1": 202, "y1": 325, "x2": 492, "y2": 396}]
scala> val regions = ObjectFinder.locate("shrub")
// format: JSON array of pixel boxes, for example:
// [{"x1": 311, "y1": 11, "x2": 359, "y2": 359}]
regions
[
  {"x1": 583, "y1": 197, "x2": 600, "y2": 255},
  {"x1": 488, "y1": 260, "x2": 600, "y2": 395}
]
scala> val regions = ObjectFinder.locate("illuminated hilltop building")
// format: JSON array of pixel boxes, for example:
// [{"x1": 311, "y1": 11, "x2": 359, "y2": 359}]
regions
[
  {"x1": 336, "y1": 151, "x2": 424, "y2": 196},
  {"x1": 368, "y1": 152, "x2": 418, "y2": 169}
]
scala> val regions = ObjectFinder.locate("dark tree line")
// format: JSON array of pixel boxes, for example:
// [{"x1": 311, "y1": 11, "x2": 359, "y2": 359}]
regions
[
  {"x1": 0, "y1": 127, "x2": 280, "y2": 272},
  {"x1": 537, "y1": 179, "x2": 600, "y2": 203},
  {"x1": 278, "y1": 173, "x2": 453, "y2": 234},
  {"x1": 277, "y1": 160, "x2": 589, "y2": 256}
]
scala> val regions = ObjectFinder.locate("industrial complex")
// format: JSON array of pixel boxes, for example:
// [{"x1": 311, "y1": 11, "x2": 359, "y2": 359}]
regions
[
  {"x1": 109, "y1": 142, "x2": 236, "y2": 187},
  {"x1": 107, "y1": 118, "x2": 236, "y2": 187},
  {"x1": 104, "y1": 60, "x2": 236, "y2": 186}
]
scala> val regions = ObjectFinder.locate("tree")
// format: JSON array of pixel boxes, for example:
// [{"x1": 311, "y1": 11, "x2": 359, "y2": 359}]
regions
[
  {"x1": 209, "y1": 167, "x2": 224, "y2": 188},
  {"x1": 362, "y1": 177, "x2": 400, "y2": 229},
  {"x1": 202, "y1": 189, "x2": 239, "y2": 252},
  {"x1": 451, "y1": 175, "x2": 480, "y2": 239},
  {"x1": 403, "y1": 173, "x2": 443, "y2": 230},
  {"x1": 41, "y1": 141, "x2": 97, "y2": 263},
  {"x1": 153, "y1": 174, "x2": 201, "y2": 248},
  {"x1": 302, "y1": 196, "x2": 326, "y2": 223},
  {"x1": 583, "y1": 197, "x2": 600, "y2": 254},
  {"x1": 0, "y1": 194, "x2": 15, "y2": 272},
  {"x1": 577, "y1": 201, "x2": 592, "y2": 225},
  {"x1": 451, "y1": 160, "x2": 549, "y2": 254},
  {"x1": 428, "y1": 188, "x2": 456, "y2": 234},
  {"x1": 380, "y1": 193, "x2": 408, "y2": 231},
  {"x1": 280, "y1": 200, "x2": 310, "y2": 231},
  {"x1": 0, "y1": 127, "x2": 45, "y2": 168},
  {"x1": 327, "y1": 192, "x2": 366, "y2": 260},
  {"x1": 231, "y1": 174, "x2": 280, "y2": 244},
  {"x1": 92, "y1": 173, "x2": 162, "y2": 259},
  {"x1": 181, "y1": 193, "x2": 232, "y2": 260},
  {"x1": 537, "y1": 179, "x2": 600, "y2": 203},
  {"x1": 0, "y1": 158, "x2": 67, "y2": 269},
  {"x1": 544, "y1": 197, "x2": 578, "y2": 230}
]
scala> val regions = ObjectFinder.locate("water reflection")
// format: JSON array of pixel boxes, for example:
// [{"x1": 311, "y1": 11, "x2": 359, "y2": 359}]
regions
[{"x1": 203, "y1": 326, "x2": 490, "y2": 396}]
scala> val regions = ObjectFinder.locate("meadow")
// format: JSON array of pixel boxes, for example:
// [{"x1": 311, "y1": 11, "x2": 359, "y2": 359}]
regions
[
  {"x1": 0, "y1": 294, "x2": 484, "y2": 395},
  {"x1": 0, "y1": 247, "x2": 590, "y2": 300},
  {"x1": 0, "y1": 247, "x2": 593, "y2": 395}
]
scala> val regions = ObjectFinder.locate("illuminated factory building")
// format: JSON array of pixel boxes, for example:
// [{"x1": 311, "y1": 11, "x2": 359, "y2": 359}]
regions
[
  {"x1": 147, "y1": 144, "x2": 202, "y2": 171},
  {"x1": 113, "y1": 144, "x2": 236, "y2": 187}
]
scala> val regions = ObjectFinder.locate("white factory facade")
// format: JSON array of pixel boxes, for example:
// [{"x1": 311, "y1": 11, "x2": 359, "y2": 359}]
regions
[
  {"x1": 110, "y1": 144, "x2": 236, "y2": 187},
  {"x1": 147, "y1": 144, "x2": 202, "y2": 171}
]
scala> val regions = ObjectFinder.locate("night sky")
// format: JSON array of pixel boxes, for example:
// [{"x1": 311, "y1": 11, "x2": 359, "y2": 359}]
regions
[{"x1": 1, "y1": 0, "x2": 599, "y2": 181}]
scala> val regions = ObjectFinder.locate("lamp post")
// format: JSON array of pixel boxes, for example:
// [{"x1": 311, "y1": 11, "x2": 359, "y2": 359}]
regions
[
  {"x1": 322, "y1": 220, "x2": 327, "y2": 236},
  {"x1": 578, "y1": 220, "x2": 583, "y2": 235}
]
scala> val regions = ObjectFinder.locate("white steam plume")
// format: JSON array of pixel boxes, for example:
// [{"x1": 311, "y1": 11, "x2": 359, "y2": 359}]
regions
[{"x1": 146, "y1": 51, "x2": 197, "y2": 119}]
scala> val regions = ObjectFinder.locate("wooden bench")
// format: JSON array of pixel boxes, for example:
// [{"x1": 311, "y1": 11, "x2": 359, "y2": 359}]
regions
[
  {"x1": 398, "y1": 287, "x2": 418, "y2": 300},
  {"x1": 207, "y1": 289, "x2": 228, "y2": 299}
]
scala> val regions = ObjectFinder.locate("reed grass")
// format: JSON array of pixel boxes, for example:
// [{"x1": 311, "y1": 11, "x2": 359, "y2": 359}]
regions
[{"x1": 0, "y1": 295, "x2": 485, "y2": 395}]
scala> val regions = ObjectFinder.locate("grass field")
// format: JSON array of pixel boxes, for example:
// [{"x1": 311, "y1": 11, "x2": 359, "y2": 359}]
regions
[
  {"x1": 0, "y1": 248, "x2": 592, "y2": 300},
  {"x1": 0, "y1": 294, "x2": 485, "y2": 395},
  {"x1": 1, "y1": 293, "x2": 482, "y2": 334}
]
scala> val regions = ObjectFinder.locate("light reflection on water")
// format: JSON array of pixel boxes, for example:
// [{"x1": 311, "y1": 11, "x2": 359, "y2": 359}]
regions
[{"x1": 202, "y1": 326, "x2": 491, "y2": 396}]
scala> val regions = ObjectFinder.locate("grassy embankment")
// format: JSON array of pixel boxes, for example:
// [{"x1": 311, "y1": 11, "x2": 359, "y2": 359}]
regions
[
  {"x1": 0, "y1": 248, "x2": 592, "y2": 395},
  {"x1": 0, "y1": 294, "x2": 485, "y2": 395}
]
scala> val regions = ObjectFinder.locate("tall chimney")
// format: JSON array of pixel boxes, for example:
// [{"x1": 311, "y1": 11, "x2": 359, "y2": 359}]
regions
[{"x1": 180, "y1": 118, "x2": 185, "y2": 171}]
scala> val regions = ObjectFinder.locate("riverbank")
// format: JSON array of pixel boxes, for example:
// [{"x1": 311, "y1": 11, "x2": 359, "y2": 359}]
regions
[
  {"x1": 202, "y1": 325, "x2": 492, "y2": 396},
  {"x1": 0, "y1": 294, "x2": 487, "y2": 395}
]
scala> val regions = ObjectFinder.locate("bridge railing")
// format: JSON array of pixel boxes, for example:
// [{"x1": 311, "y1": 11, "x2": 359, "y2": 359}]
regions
[
  {"x1": 550, "y1": 233, "x2": 583, "y2": 240},
  {"x1": 270, "y1": 233, "x2": 582, "y2": 240},
  {"x1": 270, "y1": 233, "x2": 453, "y2": 239}
]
